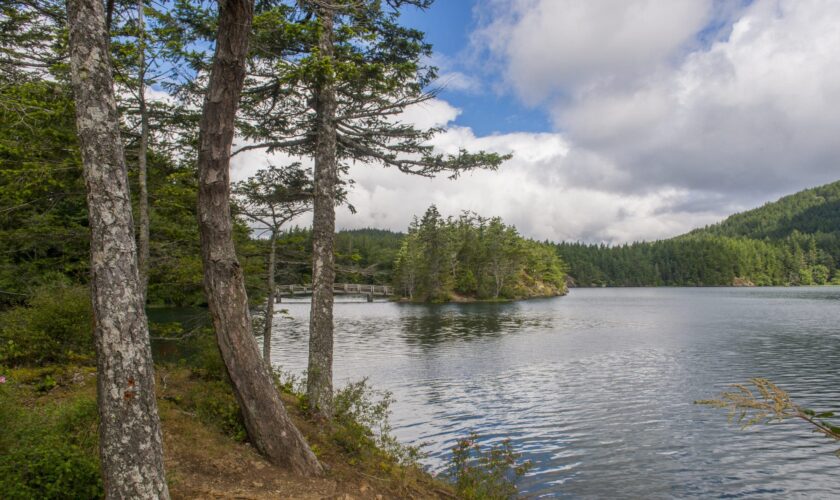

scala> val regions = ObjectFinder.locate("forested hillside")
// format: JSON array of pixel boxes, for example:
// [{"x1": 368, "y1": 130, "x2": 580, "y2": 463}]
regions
[
  {"x1": 393, "y1": 206, "x2": 567, "y2": 301},
  {"x1": 690, "y1": 181, "x2": 840, "y2": 240},
  {"x1": 558, "y1": 181, "x2": 840, "y2": 287}
]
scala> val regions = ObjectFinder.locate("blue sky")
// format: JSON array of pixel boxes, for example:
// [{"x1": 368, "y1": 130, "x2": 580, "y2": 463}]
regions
[{"x1": 401, "y1": 1, "x2": 552, "y2": 136}]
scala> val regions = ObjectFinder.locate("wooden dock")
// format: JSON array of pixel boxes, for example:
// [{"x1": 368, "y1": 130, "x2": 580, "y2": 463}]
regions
[{"x1": 275, "y1": 283, "x2": 393, "y2": 302}]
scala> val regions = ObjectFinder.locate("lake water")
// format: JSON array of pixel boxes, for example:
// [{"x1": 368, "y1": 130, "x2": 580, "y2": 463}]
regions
[{"x1": 263, "y1": 288, "x2": 840, "y2": 498}]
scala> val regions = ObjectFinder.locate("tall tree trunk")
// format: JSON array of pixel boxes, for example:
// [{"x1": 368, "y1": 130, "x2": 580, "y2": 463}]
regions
[
  {"x1": 263, "y1": 229, "x2": 277, "y2": 362},
  {"x1": 307, "y1": 4, "x2": 338, "y2": 418},
  {"x1": 66, "y1": 0, "x2": 169, "y2": 497},
  {"x1": 195, "y1": 0, "x2": 322, "y2": 475},
  {"x1": 137, "y1": 0, "x2": 150, "y2": 299}
]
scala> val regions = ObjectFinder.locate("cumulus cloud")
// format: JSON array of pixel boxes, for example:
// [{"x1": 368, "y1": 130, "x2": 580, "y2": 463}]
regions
[
  {"x1": 473, "y1": 0, "x2": 714, "y2": 102},
  {"x1": 472, "y1": 0, "x2": 840, "y2": 216},
  {"x1": 231, "y1": 98, "x2": 722, "y2": 243},
  {"x1": 429, "y1": 54, "x2": 484, "y2": 94},
  {"x1": 437, "y1": 71, "x2": 483, "y2": 93}
]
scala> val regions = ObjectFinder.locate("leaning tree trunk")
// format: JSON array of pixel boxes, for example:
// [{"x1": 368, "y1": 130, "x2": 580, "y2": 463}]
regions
[
  {"x1": 263, "y1": 228, "x2": 277, "y2": 362},
  {"x1": 136, "y1": 0, "x2": 150, "y2": 299},
  {"x1": 195, "y1": 0, "x2": 321, "y2": 475},
  {"x1": 307, "y1": 4, "x2": 338, "y2": 418},
  {"x1": 66, "y1": 0, "x2": 169, "y2": 497}
]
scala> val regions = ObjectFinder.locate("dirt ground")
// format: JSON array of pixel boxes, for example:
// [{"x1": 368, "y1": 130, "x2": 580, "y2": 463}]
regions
[{"x1": 156, "y1": 369, "x2": 454, "y2": 500}]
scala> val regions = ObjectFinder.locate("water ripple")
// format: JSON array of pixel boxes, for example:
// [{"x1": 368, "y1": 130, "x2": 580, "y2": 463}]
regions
[{"x1": 269, "y1": 288, "x2": 840, "y2": 498}]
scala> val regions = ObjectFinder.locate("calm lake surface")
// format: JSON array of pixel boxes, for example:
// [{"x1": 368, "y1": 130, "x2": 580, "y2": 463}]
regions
[{"x1": 267, "y1": 288, "x2": 839, "y2": 497}]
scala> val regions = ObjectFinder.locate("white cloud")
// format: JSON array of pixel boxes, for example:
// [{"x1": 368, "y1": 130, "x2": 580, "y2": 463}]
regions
[
  {"x1": 470, "y1": 0, "x2": 840, "y2": 212},
  {"x1": 146, "y1": 85, "x2": 177, "y2": 105},
  {"x1": 328, "y1": 99, "x2": 722, "y2": 243},
  {"x1": 396, "y1": 98, "x2": 461, "y2": 129},
  {"x1": 336, "y1": 149, "x2": 722, "y2": 244},
  {"x1": 231, "y1": 95, "x2": 728, "y2": 244},
  {"x1": 473, "y1": 0, "x2": 714, "y2": 103},
  {"x1": 436, "y1": 71, "x2": 483, "y2": 93},
  {"x1": 429, "y1": 53, "x2": 484, "y2": 94}
]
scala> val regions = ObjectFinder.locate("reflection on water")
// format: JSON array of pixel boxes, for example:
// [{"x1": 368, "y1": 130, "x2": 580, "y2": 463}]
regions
[
  {"x1": 397, "y1": 301, "x2": 552, "y2": 346},
  {"x1": 184, "y1": 290, "x2": 840, "y2": 498},
  {"x1": 147, "y1": 306, "x2": 210, "y2": 363}
]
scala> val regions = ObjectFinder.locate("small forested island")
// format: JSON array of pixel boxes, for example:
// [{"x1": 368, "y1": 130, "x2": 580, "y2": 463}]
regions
[{"x1": 392, "y1": 206, "x2": 567, "y2": 302}]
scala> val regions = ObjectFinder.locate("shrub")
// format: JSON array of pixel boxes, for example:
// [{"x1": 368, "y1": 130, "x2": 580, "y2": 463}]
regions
[
  {"x1": 177, "y1": 378, "x2": 247, "y2": 442},
  {"x1": 332, "y1": 379, "x2": 424, "y2": 466},
  {"x1": 0, "y1": 386, "x2": 102, "y2": 499},
  {"x1": 0, "y1": 442, "x2": 102, "y2": 500},
  {"x1": 151, "y1": 322, "x2": 226, "y2": 381},
  {"x1": 185, "y1": 328, "x2": 227, "y2": 381},
  {"x1": 697, "y1": 378, "x2": 840, "y2": 457},
  {"x1": 448, "y1": 433, "x2": 532, "y2": 500},
  {"x1": 0, "y1": 284, "x2": 93, "y2": 366}
]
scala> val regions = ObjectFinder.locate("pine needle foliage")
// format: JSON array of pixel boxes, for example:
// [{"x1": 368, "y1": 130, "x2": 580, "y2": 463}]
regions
[{"x1": 697, "y1": 378, "x2": 840, "y2": 457}]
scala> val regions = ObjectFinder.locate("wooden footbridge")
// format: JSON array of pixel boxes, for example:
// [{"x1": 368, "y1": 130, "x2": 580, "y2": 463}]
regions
[{"x1": 275, "y1": 283, "x2": 394, "y2": 302}]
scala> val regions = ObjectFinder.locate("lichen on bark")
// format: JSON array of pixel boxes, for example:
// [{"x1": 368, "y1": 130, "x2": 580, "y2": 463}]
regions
[{"x1": 66, "y1": 0, "x2": 169, "y2": 496}]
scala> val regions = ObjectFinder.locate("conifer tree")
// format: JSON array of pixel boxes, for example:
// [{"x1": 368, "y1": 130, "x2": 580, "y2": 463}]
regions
[
  {"x1": 195, "y1": 0, "x2": 322, "y2": 475},
  {"x1": 233, "y1": 163, "x2": 313, "y2": 362}
]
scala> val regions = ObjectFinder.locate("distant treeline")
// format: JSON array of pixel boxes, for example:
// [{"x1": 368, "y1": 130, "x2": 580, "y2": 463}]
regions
[
  {"x1": 558, "y1": 181, "x2": 840, "y2": 287},
  {"x1": 393, "y1": 206, "x2": 567, "y2": 301},
  {"x1": 558, "y1": 233, "x2": 837, "y2": 287},
  {"x1": 270, "y1": 227, "x2": 404, "y2": 287}
]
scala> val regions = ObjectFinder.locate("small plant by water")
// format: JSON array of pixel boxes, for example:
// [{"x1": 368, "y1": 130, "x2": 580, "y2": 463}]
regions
[
  {"x1": 448, "y1": 432, "x2": 532, "y2": 499},
  {"x1": 332, "y1": 378, "x2": 427, "y2": 466},
  {"x1": 697, "y1": 378, "x2": 840, "y2": 457},
  {"x1": 274, "y1": 368, "x2": 533, "y2": 496}
]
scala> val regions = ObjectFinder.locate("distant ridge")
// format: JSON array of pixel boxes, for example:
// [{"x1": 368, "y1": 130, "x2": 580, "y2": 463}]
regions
[
  {"x1": 558, "y1": 180, "x2": 840, "y2": 287},
  {"x1": 686, "y1": 180, "x2": 840, "y2": 240}
]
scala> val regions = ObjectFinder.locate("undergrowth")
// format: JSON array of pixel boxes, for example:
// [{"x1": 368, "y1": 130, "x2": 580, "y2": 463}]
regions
[
  {"x1": 0, "y1": 283, "x2": 94, "y2": 366},
  {"x1": 0, "y1": 367, "x2": 102, "y2": 499},
  {"x1": 274, "y1": 369, "x2": 530, "y2": 498},
  {"x1": 0, "y1": 289, "x2": 532, "y2": 499}
]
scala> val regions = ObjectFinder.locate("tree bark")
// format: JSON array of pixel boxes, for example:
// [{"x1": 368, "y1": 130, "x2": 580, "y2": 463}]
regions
[
  {"x1": 65, "y1": 0, "x2": 169, "y2": 497},
  {"x1": 137, "y1": 0, "x2": 150, "y2": 299},
  {"x1": 195, "y1": 0, "x2": 322, "y2": 475},
  {"x1": 263, "y1": 229, "x2": 277, "y2": 362},
  {"x1": 307, "y1": 3, "x2": 338, "y2": 418}
]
